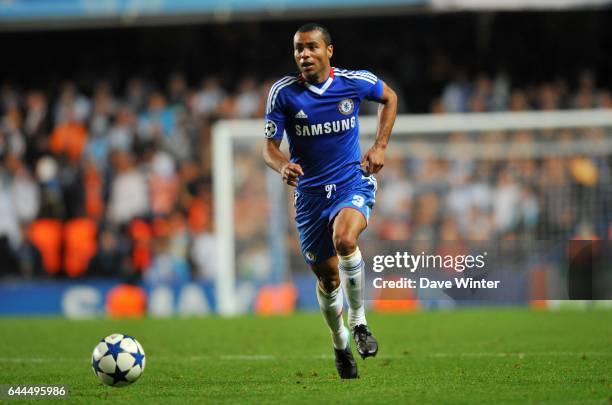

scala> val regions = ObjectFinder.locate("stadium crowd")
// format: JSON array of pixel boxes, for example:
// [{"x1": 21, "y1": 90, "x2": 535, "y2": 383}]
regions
[{"x1": 0, "y1": 68, "x2": 610, "y2": 281}]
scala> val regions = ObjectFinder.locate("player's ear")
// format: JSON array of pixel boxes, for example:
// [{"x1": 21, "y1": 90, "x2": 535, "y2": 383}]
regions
[{"x1": 327, "y1": 44, "x2": 333, "y2": 59}]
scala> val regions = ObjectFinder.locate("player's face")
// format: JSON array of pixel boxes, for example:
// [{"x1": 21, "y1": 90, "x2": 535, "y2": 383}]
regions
[{"x1": 293, "y1": 30, "x2": 333, "y2": 83}]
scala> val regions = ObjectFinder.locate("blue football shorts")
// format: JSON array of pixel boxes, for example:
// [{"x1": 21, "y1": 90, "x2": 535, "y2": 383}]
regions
[{"x1": 294, "y1": 173, "x2": 377, "y2": 265}]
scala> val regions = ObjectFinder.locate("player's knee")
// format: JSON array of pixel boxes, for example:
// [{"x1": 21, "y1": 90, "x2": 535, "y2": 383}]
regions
[
  {"x1": 333, "y1": 233, "x2": 357, "y2": 256},
  {"x1": 318, "y1": 274, "x2": 340, "y2": 293}
]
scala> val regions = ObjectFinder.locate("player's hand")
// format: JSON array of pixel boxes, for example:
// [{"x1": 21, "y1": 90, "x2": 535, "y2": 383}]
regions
[
  {"x1": 361, "y1": 145, "x2": 385, "y2": 175},
  {"x1": 280, "y1": 163, "x2": 304, "y2": 187}
]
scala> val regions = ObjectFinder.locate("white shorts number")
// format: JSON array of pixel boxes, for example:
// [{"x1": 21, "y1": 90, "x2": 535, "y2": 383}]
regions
[{"x1": 351, "y1": 195, "x2": 365, "y2": 208}]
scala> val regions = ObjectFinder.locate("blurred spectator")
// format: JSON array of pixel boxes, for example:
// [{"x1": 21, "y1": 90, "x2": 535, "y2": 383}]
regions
[
  {"x1": 193, "y1": 76, "x2": 226, "y2": 116},
  {"x1": 518, "y1": 186, "x2": 539, "y2": 233},
  {"x1": 149, "y1": 150, "x2": 179, "y2": 217},
  {"x1": 107, "y1": 106, "x2": 136, "y2": 155},
  {"x1": 59, "y1": 156, "x2": 86, "y2": 219},
  {"x1": 138, "y1": 91, "x2": 176, "y2": 140},
  {"x1": 15, "y1": 222, "x2": 44, "y2": 278},
  {"x1": 441, "y1": 69, "x2": 471, "y2": 113},
  {"x1": 492, "y1": 168, "x2": 521, "y2": 235},
  {"x1": 234, "y1": 77, "x2": 260, "y2": 118},
  {"x1": 412, "y1": 193, "x2": 440, "y2": 240},
  {"x1": 168, "y1": 72, "x2": 189, "y2": 106},
  {"x1": 54, "y1": 82, "x2": 91, "y2": 124},
  {"x1": 377, "y1": 153, "x2": 413, "y2": 221},
  {"x1": 49, "y1": 108, "x2": 88, "y2": 162},
  {"x1": 539, "y1": 157, "x2": 575, "y2": 238},
  {"x1": 36, "y1": 156, "x2": 64, "y2": 218},
  {"x1": 107, "y1": 151, "x2": 148, "y2": 226},
  {"x1": 1, "y1": 106, "x2": 26, "y2": 158},
  {"x1": 143, "y1": 218, "x2": 190, "y2": 285},
  {"x1": 191, "y1": 227, "x2": 219, "y2": 281},
  {"x1": 167, "y1": 210, "x2": 190, "y2": 264},
  {"x1": 88, "y1": 228, "x2": 125, "y2": 277},
  {"x1": 573, "y1": 70, "x2": 596, "y2": 109},
  {"x1": 0, "y1": 84, "x2": 19, "y2": 112},
  {"x1": 0, "y1": 165, "x2": 21, "y2": 249},
  {"x1": 23, "y1": 91, "x2": 51, "y2": 165},
  {"x1": 3, "y1": 155, "x2": 39, "y2": 223},
  {"x1": 126, "y1": 77, "x2": 149, "y2": 113},
  {"x1": 537, "y1": 83, "x2": 562, "y2": 110}
]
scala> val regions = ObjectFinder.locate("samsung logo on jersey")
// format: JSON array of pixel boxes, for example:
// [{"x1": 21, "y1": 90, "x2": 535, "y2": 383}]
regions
[{"x1": 295, "y1": 117, "x2": 356, "y2": 136}]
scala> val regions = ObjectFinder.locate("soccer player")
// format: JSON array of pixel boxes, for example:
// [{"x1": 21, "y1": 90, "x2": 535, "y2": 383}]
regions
[{"x1": 262, "y1": 23, "x2": 397, "y2": 379}]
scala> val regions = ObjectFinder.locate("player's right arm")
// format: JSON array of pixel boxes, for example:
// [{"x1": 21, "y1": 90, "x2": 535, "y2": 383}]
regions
[
  {"x1": 263, "y1": 139, "x2": 303, "y2": 187},
  {"x1": 262, "y1": 76, "x2": 303, "y2": 187}
]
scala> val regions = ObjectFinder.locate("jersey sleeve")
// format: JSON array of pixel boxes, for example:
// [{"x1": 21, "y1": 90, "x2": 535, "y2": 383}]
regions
[
  {"x1": 356, "y1": 70, "x2": 383, "y2": 102},
  {"x1": 264, "y1": 79, "x2": 289, "y2": 141}
]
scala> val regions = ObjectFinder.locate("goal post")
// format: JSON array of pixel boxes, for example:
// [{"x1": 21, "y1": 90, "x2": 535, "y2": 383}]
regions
[{"x1": 213, "y1": 109, "x2": 612, "y2": 315}]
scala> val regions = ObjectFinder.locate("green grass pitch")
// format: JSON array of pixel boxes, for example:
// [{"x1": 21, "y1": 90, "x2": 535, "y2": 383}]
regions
[{"x1": 0, "y1": 309, "x2": 610, "y2": 404}]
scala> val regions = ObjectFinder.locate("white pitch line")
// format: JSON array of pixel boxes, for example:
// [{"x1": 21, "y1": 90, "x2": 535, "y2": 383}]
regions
[
  {"x1": 0, "y1": 358, "x2": 77, "y2": 363},
  {"x1": 312, "y1": 352, "x2": 612, "y2": 360},
  {"x1": 218, "y1": 355, "x2": 276, "y2": 361},
  {"x1": 426, "y1": 352, "x2": 612, "y2": 357},
  {"x1": 1, "y1": 352, "x2": 610, "y2": 363}
]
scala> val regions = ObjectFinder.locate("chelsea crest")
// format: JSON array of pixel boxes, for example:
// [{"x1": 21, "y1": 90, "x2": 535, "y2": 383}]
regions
[{"x1": 338, "y1": 98, "x2": 354, "y2": 115}]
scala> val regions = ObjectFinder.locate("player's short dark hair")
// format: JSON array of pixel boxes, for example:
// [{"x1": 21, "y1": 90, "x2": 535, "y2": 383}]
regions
[{"x1": 296, "y1": 23, "x2": 332, "y2": 46}]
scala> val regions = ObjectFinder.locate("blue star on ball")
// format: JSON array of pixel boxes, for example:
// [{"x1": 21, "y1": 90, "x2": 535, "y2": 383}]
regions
[
  {"x1": 132, "y1": 349, "x2": 145, "y2": 368},
  {"x1": 92, "y1": 358, "x2": 102, "y2": 373},
  {"x1": 110, "y1": 367, "x2": 130, "y2": 385},
  {"x1": 105, "y1": 341, "x2": 123, "y2": 361}
]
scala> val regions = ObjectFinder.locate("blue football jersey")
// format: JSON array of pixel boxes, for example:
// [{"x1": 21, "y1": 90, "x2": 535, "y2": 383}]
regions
[{"x1": 264, "y1": 67, "x2": 383, "y2": 191}]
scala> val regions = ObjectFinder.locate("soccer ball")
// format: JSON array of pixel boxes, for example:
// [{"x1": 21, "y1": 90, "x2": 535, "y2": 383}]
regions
[{"x1": 91, "y1": 333, "x2": 146, "y2": 387}]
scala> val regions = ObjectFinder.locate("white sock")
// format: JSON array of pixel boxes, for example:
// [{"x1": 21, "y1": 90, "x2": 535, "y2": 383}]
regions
[
  {"x1": 316, "y1": 283, "x2": 349, "y2": 350},
  {"x1": 339, "y1": 247, "x2": 367, "y2": 329}
]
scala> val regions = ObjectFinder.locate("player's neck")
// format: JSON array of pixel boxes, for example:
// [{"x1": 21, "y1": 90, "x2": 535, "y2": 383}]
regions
[{"x1": 306, "y1": 66, "x2": 332, "y2": 84}]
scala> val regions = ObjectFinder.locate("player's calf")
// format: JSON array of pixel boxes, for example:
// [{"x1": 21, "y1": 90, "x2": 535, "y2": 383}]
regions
[
  {"x1": 336, "y1": 247, "x2": 380, "y2": 360},
  {"x1": 338, "y1": 247, "x2": 367, "y2": 328},
  {"x1": 316, "y1": 283, "x2": 349, "y2": 351}
]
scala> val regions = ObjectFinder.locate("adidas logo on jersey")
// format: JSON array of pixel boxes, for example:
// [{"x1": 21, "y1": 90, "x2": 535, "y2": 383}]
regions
[{"x1": 295, "y1": 110, "x2": 308, "y2": 119}]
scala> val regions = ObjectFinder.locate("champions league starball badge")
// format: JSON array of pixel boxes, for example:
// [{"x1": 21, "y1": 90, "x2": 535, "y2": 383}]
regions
[
  {"x1": 338, "y1": 98, "x2": 354, "y2": 115},
  {"x1": 264, "y1": 120, "x2": 278, "y2": 138}
]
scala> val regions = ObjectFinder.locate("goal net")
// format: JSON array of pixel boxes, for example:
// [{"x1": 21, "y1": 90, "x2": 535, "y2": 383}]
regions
[{"x1": 213, "y1": 110, "x2": 612, "y2": 315}]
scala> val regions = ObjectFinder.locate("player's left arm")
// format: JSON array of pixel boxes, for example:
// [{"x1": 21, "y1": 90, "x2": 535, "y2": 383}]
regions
[{"x1": 362, "y1": 81, "x2": 397, "y2": 175}]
